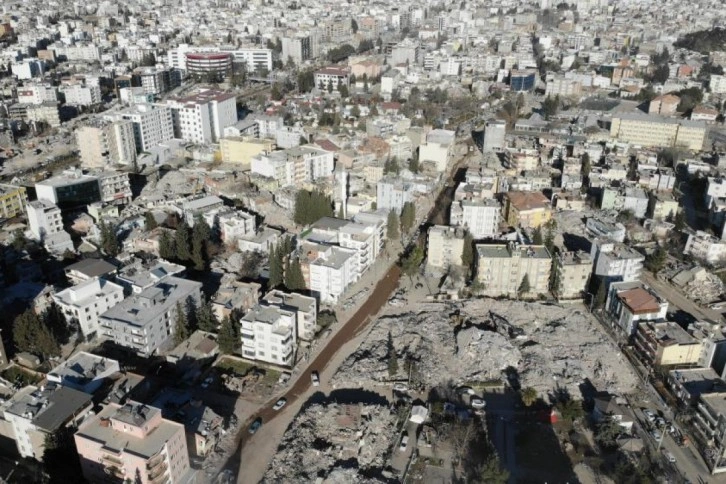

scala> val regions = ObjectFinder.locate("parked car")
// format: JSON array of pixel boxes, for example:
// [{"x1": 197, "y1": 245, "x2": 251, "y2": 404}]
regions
[
  {"x1": 311, "y1": 371, "x2": 320, "y2": 386},
  {"x1": 201, "y1": 376, "x2": 214, "y2": 389},
  {"x1": 273, "y1": 398, "x2": 287, "y2": 411},
  {"x1": 248, "y1": 418, "x2": 262, "y2": 434},
  {"x1": 664, "y1": 451, "x2": 676, "y2": 463},
  {"x1": 400, "y1": 433, "x2": 409, "y2": 451},
  {"x1": 393, "y1": 383, "x2": 408, "y2": 393},
  {"x1": 471, "y1": 398, "x2": 486, "y2": 409},
  {"x1": 651, "y1": 429, "x2": 662, "y2": 441}
]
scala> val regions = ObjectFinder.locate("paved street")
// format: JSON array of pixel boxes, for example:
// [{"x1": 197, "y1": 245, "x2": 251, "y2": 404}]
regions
[{"x1": 641, "y1": 272, "x2": 724, "y2": 323}]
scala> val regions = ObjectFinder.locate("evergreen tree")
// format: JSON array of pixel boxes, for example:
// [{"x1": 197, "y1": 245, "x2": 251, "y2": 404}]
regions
[
  {"x1": 174, "y1": 302, "x2": 190, "y2": 345},
  {"x1": 218, "y1": 316, "x2": 238, "y2": 354},
  {"x1": 645, "y1": 244, "x2": 667, "y2": 273},
  {"x1": 268, "y1": 244, "x2": 284, "y2": 288},
  {"x1": 42, "y1": 303, "x2": 70, "y2": 345},
  {"x1": 293, "y1": 190, "x2": 335, "y2": 225},
  {"x1": 286, "y1": 257, "x2": 306, "y2": 290},
  {"x1": 581, "y1": 152, "x2": 591, "y2": 178},
  {"x1": 387, "y1": 210, "x2": 400, "y2": 240},
  {"x1": 270, "y1": 84, "x2": 283, "y2": 101},
  {"x1": 196, "y1": 298, "x2": 220, "y2": 332},
  {"x1": 400, "y1": 202, "x2": 416, "y2": 234},
  {"x1": 543, "y1": 220, "x2": 556, "y2": 254},
  {"x1": 159, "y1": 230, "x2": 175, "y2": 260},
  {"x1": 401, "y1": 246, "x2": 424, "y2": 282},
  {"x1": 594, "y1": 281, "x2": 607, "y2": 309},
  {"x1": 145, "y1": 212, "x2": 158, "y2": 230},
  {"x1": 518, "y1": 273, "x2": 531, "y2": 297},
  {"x1": 408, "y1": 155, "x2": 420, "y2": 173},
  {"x1": 549, "y1": 256, "x2": 562, "y2": 297},
  {"x1": 43, "y1": 426, "x2": 84, "y2": 484},
  {"x1": 175, "y1": 222, "x2": 192, "y2": 261},
  {"x1": 191, "y1": 217, "x2": 212, "y2": 270},
  {"x1": 674, "y1": 210, "x2": 686, "y2": 232},
  {"x1": 13, "y1": 309, "x2": 60, "y2": 358},
  {"x1": 100, "y1": 221, "x2": 120, "y2": 256},
  {"x1": 283, "y1": 254, "x2": 292, "y2": 288},
  {"x1": 185, "y1": 296, "x2": 198, "y2": 332},
  {"x1": 461, "y1": 231, "x2": 474, "y2": 276},
  {"x1": 387, "y1": 331, "x2": 398, "y2": 377},
  {"x1": 532, "y1": 226, "x2": 543, "y2": 245},
  {"x1": 383, "y1": 157, "x2": 400, "y2": 175}
]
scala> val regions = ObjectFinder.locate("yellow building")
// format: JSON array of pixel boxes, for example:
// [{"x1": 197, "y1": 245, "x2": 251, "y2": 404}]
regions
[
  {"x1": 634, "y1": 321, "x2": 702, "y2": 367},
  {"x1": 475, "y1": 243, "x2": 552, "y2": 297},
  {"x1": 0, "y1": 184, "x2": 27, "y2": 218},
  {"x1": 504, "y1": 191, "x2": 552, "y2": 228},
  {"x1": 610, "y1": 113, "x2": 707, "y2": 151},
  {"x1": 220, "y1": 136, "x2": 275, "y2": 169}
]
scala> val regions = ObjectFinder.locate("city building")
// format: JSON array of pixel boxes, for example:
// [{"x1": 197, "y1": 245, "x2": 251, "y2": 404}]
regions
[
  {"x1": 99, "y1": 276, "x2": 202, "y2": 356},
  {"x1": 308, "y1": 245, "x2": 358, "y2": 303},
  {"x1": 0, "y1": 183, "x2": 27, "y2": 218},
  {"x1": 504, "y1": 191, "x2": 552, "y2": 228},
  {"x1": 26, "y1": 199, "x2": 63, "y2": 240},
  {"x1": 590, "y1": 238, "x2": 644, "y2": 283},
  {"x1": 60, "y1": 83, "x2": 102, "y2": 107},
  {"x1": 648, "y1": 94, "x2": 680, "y2": 116},
  {"x1": 240, "y1": 305, "x2": 296, "y2": 367},
  {"x1": 282, "y1": 35, "x2": 318, "y2": 65},
  {"x1": 75, "y1": 402, "x2": 191, "y2": 483},
  {"x1": 669, "y1": 367, "x2": 726, "y2": 407},
  {"x1": 220, "y1": 136, "x2": 275, "y2": 168},
  {"x1": 181, "y1": 195, "x2": 224, "y2": 226},
  {"x1": 35, "y1": 171, "x2": 102, "y2": 209},
  {"x1": 685, "y1": 231, "x2": 726, "y2": 264},
  {"x1": 475, "y1": 242, "x2": 552, "y2": 298},
  {"x1": 47, "y1": 352, "x2": 121, "y2": 394},
  {"x1": 64, "y1": 258, "x2": 117, "y2": 285},
  {"x1": 3, "y1": 383, "x2": 92, "y2": 459},
  {"x1": 692, "y1": 392, "x2": 726, "y2": 473},
  {"x1": 510, "y1": 69, "x2": 537, "y2": 92},
  {"x1": 609, "y1": 113, "x2": 707, "y2": 151},
  {"x1": 426, "y1": 225, "x2": 465, "y2": 268},
  {"x1": 166, "y1": 89, "x2": 237, "y2": 144},
  {"x1": 376, "y1": 177, "x2": 414, "y2": 213},
  {"x1": 262, "y1": 289, "x2": 318, "y2": 342},
  {"x1": 107, "y1": 104, "x2": 174, "y2": 153},
  {"x1": 605, "y1": 281, "x2": 669, "y2": 336},
  {"x1": 482, "y1": 119, "x2": 506, "y2": 152},
  {"x1": 314, "y1": 67, "x2": 351, "y2": 90},
  {"x1": 450, "y1": 199, "x2": 502, "y2": 239},
  {"x1": 555, "y1": 250, "x2": 592, "y2": 299},
  {"x1": 76, "y1": 120, "x2": 137, "y2": 168},
  {"x1": 53, "y1": 277, "x2": 125, "y2": 338},
  {"x1": 184, "y1": 52, "x2": 232, "y2": 77},
  {"x1": 633, "y1": 321, "x2": 702, "y2": 368}
]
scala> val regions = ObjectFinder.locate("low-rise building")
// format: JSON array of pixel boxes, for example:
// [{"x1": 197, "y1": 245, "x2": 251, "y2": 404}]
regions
[
  {"x1": 504, "y1": 191, "x2": 552, "y2": 229},
  {"x1": 53, "y1": 277, "x2": 125, "y2": 338},
  {"x1": 685, "y1": 231, "x2": 726, "y2": 264},
  {"x1": 590, "y1": 238, "x2": 644, "y2": 283},
  {"x1": 64, "y1": 258, "x2": 117, "y2": 285},
  {"x1": 74, "y1": 401, "x2": 191, "y2": 483},
  {"x1": 475, "y1": 242, "x2": 551, "y2": 298},
  {"x1": 262, "y1": 290, "x2": 318, "y2": 342},
  {"x1": 47, "y1": 352, "x2": 120, "y2": 394},
  {"x1": 606, "y1": 281, "x2": 669, "y2": 336},
  {"x1": 240, "y1": 305, "x2": 296, "y2": 367},
  {"x1": 220, "y1": 136, "x2": 275, "y2": 168},
  {"x1": 669, "y1": 367, "x2": 726, "y2": 407},
  {"x1": 427, "y1": 225, "x2": 466, "y2": 269},
  {"x1": 555, "y1": 250, "x2": 592, "y2": 299},
  {"x1": 634, "y1": 321, "x2": 702, "y2": 367}
]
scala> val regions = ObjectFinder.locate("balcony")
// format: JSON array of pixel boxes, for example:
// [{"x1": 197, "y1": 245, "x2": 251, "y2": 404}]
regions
[
  {"x1": 101, "y1": 453, "x2": 123, "y2": 466},
  {"x1": 147, "y1": 459, "x2": 168, "y2": 481},
  {"x1": 697, "y1": 403, "x2": 719, "y2": 427}
]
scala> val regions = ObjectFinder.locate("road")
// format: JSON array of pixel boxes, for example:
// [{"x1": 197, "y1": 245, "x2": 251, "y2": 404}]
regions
[{"x1": 640, "y1": 272, "x2": 724, "y2": 323}]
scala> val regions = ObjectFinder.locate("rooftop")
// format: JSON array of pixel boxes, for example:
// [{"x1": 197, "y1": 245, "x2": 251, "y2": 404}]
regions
[
  {"x1": 506, "y1": 191, "x2": 550, "y2": 211},
  {"x1": 700, "y1": 392, "x2": 726, "y2": 418},
  {"x1": 48, "y1": 352, "x2": 119, "y2": 389},
  {"x1": 617, "y1": 287, "x2": 664, "y2": 314},
  {"x1": 6, "y1": 383, "x2": 91, "y2": 432},
  {"x1": 65, "y1": 258, "x2": 117, "y2": 278}
]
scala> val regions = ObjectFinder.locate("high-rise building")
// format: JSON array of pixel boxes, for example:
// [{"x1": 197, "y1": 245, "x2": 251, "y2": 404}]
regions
[
  {"x1": 106, "y1": 104, "x2": 174, "y2": 153},
  {"x1": 76, "y1": 120, "x2": 137, "y2": 168},
  {"x1": 482, "y1": 119, "x2": 507, "y2": 152},
  {"x1": 165, "y1": 89, "x2": 237, "y2": 144}
]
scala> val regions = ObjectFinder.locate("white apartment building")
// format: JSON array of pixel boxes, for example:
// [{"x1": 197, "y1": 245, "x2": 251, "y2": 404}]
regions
[
  {"x1": 305, "y1": 217, "x2": 382, "y2": 278},
  {"x1": 376, "y1": 177, "x2": 414, "y2": 214},
  {"x1": 11, "y1": 59, "x2": 44, "y2": 79},
  {"x1": 76, "y1": 120, "x2": 137, "y2": 168},
  {"x1": 545, "y1": 77, "x2": 582, "y2": 97},
  {"x1": 427, "y1": 225, "x2": 465, "y2": 268},
  {"x1": 475, "y1": 243, "x2": 552, "y2": 298},
  {"x1": 240, "y1": 305, "x2": 296, "y2": 367},
  {"x1": 482, "y1": 119, "x2": 507, "y2": 152},
  {"x1": 606, "y1": 281, "x2": 669, "y2": 336},
  {"x1": 205, "y1": 209, "x2": 257, "y2": 244},
  {"x1": 685, "y1": 231, "x2": 726, "y2": 264},
  {"x1": 50, "y1": 44, "x2": 101, "y2": 62},
  {"x1": 96, "y1": 171, "x2": 132, "y2": 204},
  {"x1": 26, "y1": 199, "x2": 63, "y2": 240},
  {"x1": 17, "y1": 84, "x2": 58, "y2": 104},
  {"x1": 107, "y1": 104, "x2": 174, "y2": 153},
  {"x1": 711, "y1": 75, "x2": 726, "y2": 95},
  {"x1": 166, "y1": 89, "x2": 237, "y2": 144},
  {"x1": 314, "y1": 67, "x2": 351, "y2": 90},
  {"x1": 282, "y1": 35, "x2": 318, "y2": 65},
  {"x1": 556, "y1": 250, "x2": 593, "y2": 299},
  {"x1": 181, "y1": 195, "x2": 224, "y2": 226},
  {"x1": 287, "y1": 146, "x2": 335, "y2": 183},
  {"x1": 99, "y1": 276, "x2": 202, "y2": 356},
  {"x1": 251, "y1": 151, "x2": 294, "y2": 186},
  {"x1": 61, "y1": 84, "x2": 102, "y2": 107},
  {"x1": 450, "y1": 199, "x2": 501, "y2": 238},
  {"x1": 309, "y1": 245, "x2": 358, "y2": 304},
  {"x1": 262, "y1": 289, "x2": 318, "y2": 342},
  {"x1": 706, "y1": 177, "x2": 726, "y2": 208},
  {"x1": 53, "y1": 278, "x2": 125, "y2": 338},
  {"x1": 590, "y1": 238, "x2": 644, "y2": 282}
]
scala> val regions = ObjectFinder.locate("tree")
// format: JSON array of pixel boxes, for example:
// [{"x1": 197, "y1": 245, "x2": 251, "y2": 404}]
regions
[
  {"x1": 175, "y1": 222, "x2": 192, "y2": 261},
  {"x1": 196, "y1": 298, "x2": 219, "y2": 332},
  {"x1": 401, "y1": 246, "x2": 424, "y2": 282},
  {"x1": 549, "y1": 256, "x2": 562, "y2": 296},
  {"x1": 351, "y1": 18, "x2": 358, "y2": 33},
  {"x1": 581, "y1": 152, "x2": 591, "y2": 178},
  {"x1": 13, "y1": 309, "x2": 60, "y2": 358},
  {"x1": 239, "y1": 250, "x2": 264, "y2": 279},
  {"x1": 351, "y1": 104, "x2": 361, "y2": 118},
  {"x1": 542, "y1": 95, "x2": 559, "y2": 120},
  {"x1": 145, "y1": 212, "x2": 158, "y2": 230},
  {"x1": 12, "y1": 228, "x2": 27, "y2": 251},
  {"x1": 645, "y1": 244, "x2": 667, "y2": 274},
  {"x1": 673, "y1": 210, "x2": 686, "y2": 232},
  {"x1": 173, "y1": 302, "x2": 190, "y2": 345},
  {"x1": 520, "y1": 387, "x2": 538, "y2": 407},
  {"x1": 543, "y1": 219, "x2": 557, "y2": 254},
  {"x1": 595, "y1": 416, "x2": 624, "y2": 450},
  {"x1": 217, "y1": 316, "x2": 238, "y2": 354},
  {"x1": 400, "y1": 202, "x2": 416, "y2": 234},
  {"x1": 268, "y1": 245, "x2": 283, "y2": 289},
  {"x1": 43, "y1": 426, "x2": 84, "y2": 484},
  {"x1": 461, "y1": 231, "x2": 474, "y2": 275},
  {"x1": 159, "y1": 230, "x2": 175, "y2": 260},
  {"x1": 293, "y1": 190, "x2": 335, "y2": 226},
  {"x1": 474, "y1": 455, "x2": 509, "y2": 484},
  {"x1": 387, "y1": 331, "x2": 398, "y2": 377},
  {"x1": 100, "y1": 221, "x2": 120, "y2": 256},
  {"x1": 191, "y1": 217, "x2": 212, "y2": 271},
  {"x1": 337, "y1": 83, "x2": 349, "y2": 98},
  {"x1": 297, "y1": 69, "x2": 315, "y2": 92},
  {"x1": 327, "y1": 82, "x2": 334, "y2": 94},
  {"x1": 384, "y1": 157, "x2": 400, "y2": 175},
  {"x1": 556, "y1": 398, "x2": 585, "y2": 423},
  {"x1": 270, "y1": 84, "x2": 283, "y2": 101},
  {"x1": 532, "y1": 226, "x2": 543, "y2": 245},
  {"x1": 408, "y1": 154, "x2": 420, "y2": 173},
  {"x1": 518, "y1": 273, "x2": 531, "y2": 297},
  {"x1": 387, "y1": 210, "x2": 400, "y2": 240},
  {"x1": 285, "y1": 257, "x2": 306, "y2": 290}
]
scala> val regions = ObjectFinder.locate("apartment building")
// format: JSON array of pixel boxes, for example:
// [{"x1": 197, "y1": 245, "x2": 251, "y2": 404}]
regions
[
  {"x1": 590, "y1": 237, "x2": 644, "y2": 282},
  {"x1": 0, "y1": 183, "x2": 27, "y2": 218},
  {"x1": 251, "y1": 151, "x2": 294, "y2": 186},
  {"x1": 282, "y1": 34, "x2": 318, "y2": 65},
  {"x1": 555, "y1": 250, "x2": 592, "y2": 299},
  {"x1": 450, "y1": 199, "x2": 501, "y2": 238},
  {"x1": 648, "y1": 94, "x2": 680, "y2": 115},
  {"x1": 35, "y1": 170, "x2": 101, "y2": 208},
  {"x1": 262, "y1": 289, "x2": 318, "y2": 342},
  {"x1": 134, "y1": 67, "x2": 179, "y2": 96},
  {"x1": 99, "y1": 276, "x2": 202, "y2": 356},
  {"x1": 427, "y1": 225, "x2": 465, "y2": 268},
  {"x1": 53, "y1": 277, "x2": 125, "y2": 338},
  {"x1": 220, "y1": 136, "x2": 275, "y2": 168},
  {"x1": 304, "y1": 217, "x2": 382, "y2": 277},
  {"x1": 75, "y1": 402, "x2": 191, "y2": 483},
  {"x1": 376, "y1": 177, "x2": 415, "y2": 213},
  {"x1": 685, "y1": 231, "x2": 726, "y2": 264},
  {"x1": 76, "y1": 120, "x2": 137, "y2": 168},
  {"x1": 107, "y1": 104, "x2": 174, "y2": 153},
  {"x1": 26, "y1": 101, "x2": 61, "y2": 127},
  {"x1": 633, "y1": 321, "x2": 702, "y2": 367},
  {"x1": 240, "y1": 305, "x2": 296, "y2": 367},
  {"x1": 545, "y1": 77, "x2": 582, "y2": 97},
  {"x1": 181, "y1": 195, "x2": 224, "y2": 226},
  {"x1": 482, "y1": 119, "x2": 507, "y2": 152},
  {"x1": 308, "y1": 245, "x2": 358, "y2": 303},
  {"x1": 605, "y1": 281, "x2": 669, "y2": 336},
  {"x1": 207, "y1": 209, "x2": 257, "y2": 244},
  {"x1": 693, "y1": 392, "x2": 726, "y2": 473},
  {"x1": 314, "y1": 67, "x2": 351, "y2": 90},
  {"x1": 475, "y1": 243, "x2": 552, "y2": 298},
  {"x1": 17, "y1": 84, "x2": 58, "y2": 104},
  {"x1": 47, "y1": 352, "x2": 120, "y2": 394},
  {"x1": 668, "y1": 367, "x2": 726, "y2": 407},
  {"x1": 26, "y1": 199, "x2": 63, "y2": 239},
  {"x1": 504, "y1": 191, "x2": 552, "y2": 229},
  {"x1": 166, "y1": 89, "x2": 237, "y2": 144},
  {"x1": 3, "y1": 383, "x2": 92, "y2": 459},
  {"x1": 96, "y1": 171, "x2": 132, "y2": 205},
  {"x1": 60, "y1": 83, "x2": 102, "y2": 107},
  {"x1": 609, "y1": 113, "x2": 707, "y2": 151}
]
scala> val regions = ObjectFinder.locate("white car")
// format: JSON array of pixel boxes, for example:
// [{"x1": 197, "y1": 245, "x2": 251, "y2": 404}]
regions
[
  {"x1": 400, "y1": 434, "x2": 409, "y2": 451},
  {"x1": 471, "y1": 398, "x2": 486, "y2": 409},
  {"x1": 273, "y1": 398, "x2": 287, "y2": 411},
  {"x1": 664, "y1": 451, "x2": 676, "y2": 463},
  {"x1": 311, "y1": 371, "x2": 320, "y2": 387},
  {"x1": 393, "y1": 383, "x2": 409, "y2": 393}
]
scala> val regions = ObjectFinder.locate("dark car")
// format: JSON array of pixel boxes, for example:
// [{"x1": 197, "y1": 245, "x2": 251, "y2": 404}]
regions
[{"x1": 248, "y1": 417, "x2": 262, "y2": 434}]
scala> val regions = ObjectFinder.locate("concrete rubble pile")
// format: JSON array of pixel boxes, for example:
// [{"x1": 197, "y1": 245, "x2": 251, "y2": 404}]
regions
[
  {"x1": 685, "y1": 273, "x2": 725, "y2": 304},
  {"x1": 333, "y1": 300, "x2": 639, "y2": 397},
  {"x1": 263, "y1": 402, "x2": 396, "y2": 483}
]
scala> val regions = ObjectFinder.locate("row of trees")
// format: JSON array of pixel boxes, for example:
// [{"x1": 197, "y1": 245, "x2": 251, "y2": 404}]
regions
[
  {"x1": 159, "y1": 217, "x2": 217, "y2": 270},
  {"x1": 173, "y1": 296, "x2": 220, "y2": 345},
  {"x1": 268, "y1": 236, "x2": 305, "y2": 291},
  {"x1": 13, "y1": 305, "x2": 70, "y2": 359},
  {"x1": 385, "y1": 203, "x2": 417, "y2": 241},
  {"x1": 293, "y1": 189, "x2": 334, "y2": 226}
]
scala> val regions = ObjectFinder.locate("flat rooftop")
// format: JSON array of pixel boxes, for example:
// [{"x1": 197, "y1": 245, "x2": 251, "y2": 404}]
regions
[
  {"x1": 6, "y1": 383, "x2": 91, "y2": 432},
  {"x1": 700, "y1": 392, "x2": 726, "y2": 418}
]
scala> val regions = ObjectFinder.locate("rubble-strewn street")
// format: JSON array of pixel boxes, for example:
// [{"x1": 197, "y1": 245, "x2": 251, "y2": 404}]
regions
[
  {"x1": 333, "y1": 299, "x2": 639, "y2": 397},
  {"x1": 262, "y1": 402, "x2": 397, "y2": 483}
]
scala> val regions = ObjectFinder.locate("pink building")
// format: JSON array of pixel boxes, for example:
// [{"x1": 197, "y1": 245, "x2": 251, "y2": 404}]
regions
[{"x1": 74, "y1": 402, "x2": 191, "y2": 483}]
